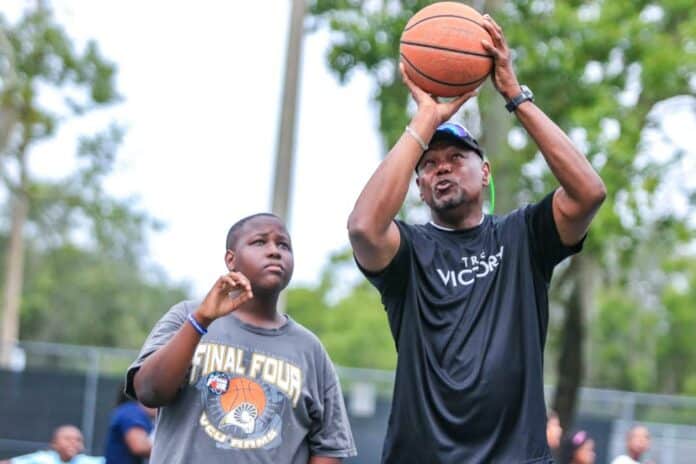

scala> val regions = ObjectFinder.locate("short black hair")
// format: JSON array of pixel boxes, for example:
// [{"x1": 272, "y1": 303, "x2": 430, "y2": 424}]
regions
[{"x1": 225, "y1": 213, "x2": 281, "y2": 251}]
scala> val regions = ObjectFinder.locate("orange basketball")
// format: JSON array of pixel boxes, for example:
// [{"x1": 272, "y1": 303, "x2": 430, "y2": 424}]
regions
[
  {"x1": 221, "y1": 377, "x2": 266, "y2": 415},
  {"x1": 400, "y1": 2, "x2": 493, "y2": 97}
]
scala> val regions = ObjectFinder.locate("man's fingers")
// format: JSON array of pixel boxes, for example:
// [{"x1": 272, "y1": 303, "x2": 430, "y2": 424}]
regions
[
  {"x1": 483, "y1": 14, "x2": 503, "y2": 34},
  {"x1": 481, "y1": 16, "x2": 504, "y2": 47},
  {"x1": 481, "y1": 40, "x2": 501, "y2": 60},
  {"x1": 400, "y1": 61, "x2": 430, "y2": 101}
]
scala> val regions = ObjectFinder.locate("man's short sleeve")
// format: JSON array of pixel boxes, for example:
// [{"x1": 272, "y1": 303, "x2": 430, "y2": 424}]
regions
[
  {"x1": 525, "y1": 191, "x2": 585, "y2": 282},
  {"x1": 307, "y1": 352, "x2": 357, "y2": 459},
  {"x1": 355, "y1": 220, "x2": 413, "y2": 300},
  {"x1": 125, "y1": 301, "x2": 190, "y2": 399}
]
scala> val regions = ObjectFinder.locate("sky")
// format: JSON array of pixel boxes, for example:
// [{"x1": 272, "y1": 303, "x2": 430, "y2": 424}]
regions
[
  {"x1": 4, "y1": 0, "x2": 384, "y2": 296},
  {"x1": 4, "y1": 1, "x2": 696, "y2": 297}
]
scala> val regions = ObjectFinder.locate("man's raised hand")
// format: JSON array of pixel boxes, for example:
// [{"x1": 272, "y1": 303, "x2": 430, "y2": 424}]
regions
[{"x1": 399, "y1": 62, "x2": 477, "y2": 125}]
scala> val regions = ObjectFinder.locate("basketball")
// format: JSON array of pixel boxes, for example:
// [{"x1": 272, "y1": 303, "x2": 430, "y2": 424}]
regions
[
  {"x1": 221, "y1": 377, "x2": 267, "y2": 414},
  {"x1": 399, "y1": 2, "x2": 494, "y2": 97}
]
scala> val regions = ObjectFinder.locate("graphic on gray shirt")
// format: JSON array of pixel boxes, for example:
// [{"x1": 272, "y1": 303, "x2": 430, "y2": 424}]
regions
[{"x1": 126, "y1": 300, "x2": 356, "y2": 464}]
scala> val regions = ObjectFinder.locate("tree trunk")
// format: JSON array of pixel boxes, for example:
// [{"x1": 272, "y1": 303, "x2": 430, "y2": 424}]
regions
[
  {"x1": 477, "y1": 0, "x2": 516, "y2": 215},
  {"x1": 0, "y1": 155, "x2": 28, "y2": 367},
  {"x1": 552, "y1": 254, "x2": 595, "y2": 429}
]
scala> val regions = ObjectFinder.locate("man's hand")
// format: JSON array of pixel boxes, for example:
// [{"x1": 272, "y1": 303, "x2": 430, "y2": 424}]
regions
[
  {"x1": 400, "y1": 62, "x2": 477, "y2": 126},
  {"x1": 479, "y1": 14, "x2": 522, "y2": 100},
  {"x1": 194, "y1": 272, "x2": 253, "y2": 326}
]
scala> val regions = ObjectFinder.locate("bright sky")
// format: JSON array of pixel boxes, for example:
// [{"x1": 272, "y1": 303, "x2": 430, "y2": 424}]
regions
[
  {"x1": 5, "y1": 2, "x2": 696, "y2": 297},
  {"x1": 5, "y1": 1, "x2": 383, "y2": 296}
]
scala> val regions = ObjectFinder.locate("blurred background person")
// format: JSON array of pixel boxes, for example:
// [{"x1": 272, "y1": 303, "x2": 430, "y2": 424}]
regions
[
  {"x1": 0, "y1": 425, "x2": 104, "y2": 464},
  {"x1": 560, "y1": 430, "x2": 596, "y2": 464},
  {"x1": 611, "y1": 425, "x2": 651, "y2": 464},
  {"x1": 103, "y1": 384, "x2": 154, "y2": 464},
  {"x1": 546, "y1": 409, "x2": 563, "y2": 461}
]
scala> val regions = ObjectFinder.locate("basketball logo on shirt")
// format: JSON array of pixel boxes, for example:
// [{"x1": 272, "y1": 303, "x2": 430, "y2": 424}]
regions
[
  {"x1": 219, "y1": 377, "x2": 266, "y2": 433},
  {"x1": 191, "y1": 342, "x2": 303, "y2": 450}
]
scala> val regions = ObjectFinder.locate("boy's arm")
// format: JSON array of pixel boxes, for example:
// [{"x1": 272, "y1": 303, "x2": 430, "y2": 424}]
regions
[
  {"x1": 347, "y1": 65, "x2": 475, "y2": 273},
  {"x1": 481, "y1": 15, "x2": 606, "y2": 245},
  {"x1": 134, "y1": 272, "x2": 252, "y2": 407}
]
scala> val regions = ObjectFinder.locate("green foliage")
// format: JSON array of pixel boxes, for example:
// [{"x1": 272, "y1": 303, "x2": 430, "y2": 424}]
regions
[
  {"x1": 14, "y1": 240, "x2": 188, "y2": 348},
  {"x1": 657, "y1": 258, "x2": 696, "y2": 395},
  {"x1": 287, "y1": 252, "x2": 396, "y2": 369},
  {"x1": 0, "y1": 5, "x2": 191, "y2": 349},
  {"x1": 308, "y1": 0, "x2": 696, "y2": 395}
]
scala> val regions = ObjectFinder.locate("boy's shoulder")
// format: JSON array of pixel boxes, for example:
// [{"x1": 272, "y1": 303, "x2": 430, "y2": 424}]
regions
[{"x1": 286, "y1": 317, "x2": 324, "y2": 348}]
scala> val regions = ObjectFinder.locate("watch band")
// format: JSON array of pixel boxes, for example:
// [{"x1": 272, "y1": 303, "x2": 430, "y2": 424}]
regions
[{"x1": 505, "y1": 85, "x2": 534, "y2": 113}]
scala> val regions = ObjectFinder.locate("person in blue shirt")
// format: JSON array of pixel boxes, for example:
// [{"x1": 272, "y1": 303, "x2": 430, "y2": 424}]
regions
[
  {"x1": 103, "y1": 385, "x2": 154, "y2": 464},
  {"x1": 0, "y1": 425, "x2": 103, "y2": 464}
]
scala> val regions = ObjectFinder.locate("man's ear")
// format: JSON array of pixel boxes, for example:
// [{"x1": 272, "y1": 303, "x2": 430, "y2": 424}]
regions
[
  {"x1": 415, "y1": 176, "x2": 425, "y2": 201},
  {"x1": 224, "y1": 249, "x2": 236, "y2": 271},
  {"x1": 482, "y1": 160, "x2": 491, "y2": 187}
]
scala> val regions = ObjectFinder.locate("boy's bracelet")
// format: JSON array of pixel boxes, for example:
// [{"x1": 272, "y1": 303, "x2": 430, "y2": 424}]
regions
[{"x1": 187, "y1": 313, "x2": 208, "y2": 336}]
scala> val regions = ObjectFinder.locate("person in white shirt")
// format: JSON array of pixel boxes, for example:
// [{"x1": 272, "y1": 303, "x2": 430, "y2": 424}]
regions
[
  {"x1": 0, "y1": 425, "x2": 104, "y2": 464},
  {"x1": 611, "y1": 425, "x2": 651, "y2": 464}
]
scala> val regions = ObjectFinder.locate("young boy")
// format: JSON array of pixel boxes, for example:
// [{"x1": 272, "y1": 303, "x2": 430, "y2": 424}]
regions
[{"x1": 126, "y1": 213, "x2": 356, "y2": 464}]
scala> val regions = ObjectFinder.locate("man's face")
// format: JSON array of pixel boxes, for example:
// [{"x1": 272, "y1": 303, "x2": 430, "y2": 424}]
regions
[
  {"x1": 51, "y1": 426, "x2": 84, "y2": 461},
  {"x1": 227, "y1": 216, "x2": 294, "y2": 293},
  {"x1": 628, "y1": 426, "x2": 651, "y2": 456},
  {"x1": 416, "y1": 142, "x2": 488, "y2": 213}
]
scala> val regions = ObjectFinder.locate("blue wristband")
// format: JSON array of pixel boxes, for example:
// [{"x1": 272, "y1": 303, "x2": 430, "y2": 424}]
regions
[{"x1": 187, "y1": 313, "x2": 208, "y2": 336}]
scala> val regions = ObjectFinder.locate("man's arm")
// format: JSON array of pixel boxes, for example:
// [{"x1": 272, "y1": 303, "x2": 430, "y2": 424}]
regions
[
  {"x1": 481, "y1": 15, "x2": 606, "y2": 245},
  {"x1": 347, "y1": 66, "x2": 475, "y2": 272}
]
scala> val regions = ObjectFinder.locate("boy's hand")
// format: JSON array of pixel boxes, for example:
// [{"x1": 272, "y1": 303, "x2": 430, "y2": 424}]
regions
[
  {"x1": 400, "y1": 62, "x2": 477, "y2": 126},
  {"x1": 194, "y1": 272, "x2": 253, "y2": 325},
  {"x1": 479, "y1": 14, "x2": 521, "y2": 100}
]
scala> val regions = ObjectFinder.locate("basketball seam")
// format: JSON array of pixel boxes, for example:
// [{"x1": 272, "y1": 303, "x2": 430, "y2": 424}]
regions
[
  {"x1": 400, "y1": 40, "x2": 494, "y2": 59},
  {"x1": 404, "y1": 14, "x2": 488, "y2": 34},
  {"x1": 400, "y1": 53, "x2": 489, "y2": 87}
]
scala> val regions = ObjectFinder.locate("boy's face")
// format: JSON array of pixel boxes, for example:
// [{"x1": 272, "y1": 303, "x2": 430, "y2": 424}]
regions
[{"x1": 227, "y1": 216, "x2": 294, "y2": 293}]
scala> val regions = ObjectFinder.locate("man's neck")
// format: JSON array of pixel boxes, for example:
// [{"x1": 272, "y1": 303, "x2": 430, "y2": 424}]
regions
[{"x1": 431, "y1": 207, "x2": 484, "y2": 230}]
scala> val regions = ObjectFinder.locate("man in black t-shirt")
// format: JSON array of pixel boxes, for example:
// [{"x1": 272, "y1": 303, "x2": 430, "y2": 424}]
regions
[{"x1": 347, "y1": 15, "x2": 606, "y2": 464}]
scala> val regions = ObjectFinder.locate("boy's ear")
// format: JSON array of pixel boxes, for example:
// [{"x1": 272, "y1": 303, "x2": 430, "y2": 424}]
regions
[{"x1": 225, "y1": 249, "x2": 236, "y2": 271}]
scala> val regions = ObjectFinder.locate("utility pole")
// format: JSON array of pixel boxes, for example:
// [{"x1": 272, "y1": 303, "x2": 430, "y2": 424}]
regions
[
  {"x1": 0, "y1": 24, "x2": 21, "y2": 368},
  {"x1": 271, "y1": 0, "x2": 305, "y2": 313},
  {"x1": 271, "y1": 0, "x2": 305, "y2": 222}
]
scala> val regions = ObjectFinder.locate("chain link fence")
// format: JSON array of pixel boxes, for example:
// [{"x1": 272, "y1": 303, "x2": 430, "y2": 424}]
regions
[{"x1": 1, "y1": 341, "x2": 696, "y2": 463}]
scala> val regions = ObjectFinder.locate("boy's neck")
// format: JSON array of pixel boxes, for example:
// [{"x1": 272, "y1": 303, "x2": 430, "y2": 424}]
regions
[{"x1": 233, "y1": 295, "x2": 286, "y2": 329}]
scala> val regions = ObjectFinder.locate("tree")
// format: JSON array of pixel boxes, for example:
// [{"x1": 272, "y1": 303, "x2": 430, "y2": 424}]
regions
[
  {"x1": 308, "y1": 0, "x2": 696, "y2": 427},
  {"x1": 0, "y1": 5, "x2": 120, "y2": 363},
  {"x1": 0, "y1": 6, "x2": 190, "y2": 354},
  {"x1": 287, "y1": 250, "x2": 396, "y2": 370}
]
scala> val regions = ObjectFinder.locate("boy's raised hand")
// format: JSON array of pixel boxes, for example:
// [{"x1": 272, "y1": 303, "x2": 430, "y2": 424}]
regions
[{"x1": 195, "y1": 272, "x2": 254, "y2": 325}]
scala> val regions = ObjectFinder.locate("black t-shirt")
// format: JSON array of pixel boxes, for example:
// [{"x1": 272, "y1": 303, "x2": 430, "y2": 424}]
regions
[{"x1": 360, "y1": 193, "x2": 582, "y2": 464}]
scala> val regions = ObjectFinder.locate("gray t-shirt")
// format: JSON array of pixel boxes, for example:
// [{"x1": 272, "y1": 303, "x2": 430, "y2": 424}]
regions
[{"x1": 126, "y1": 301, "x2": 356, "y2": 464}]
